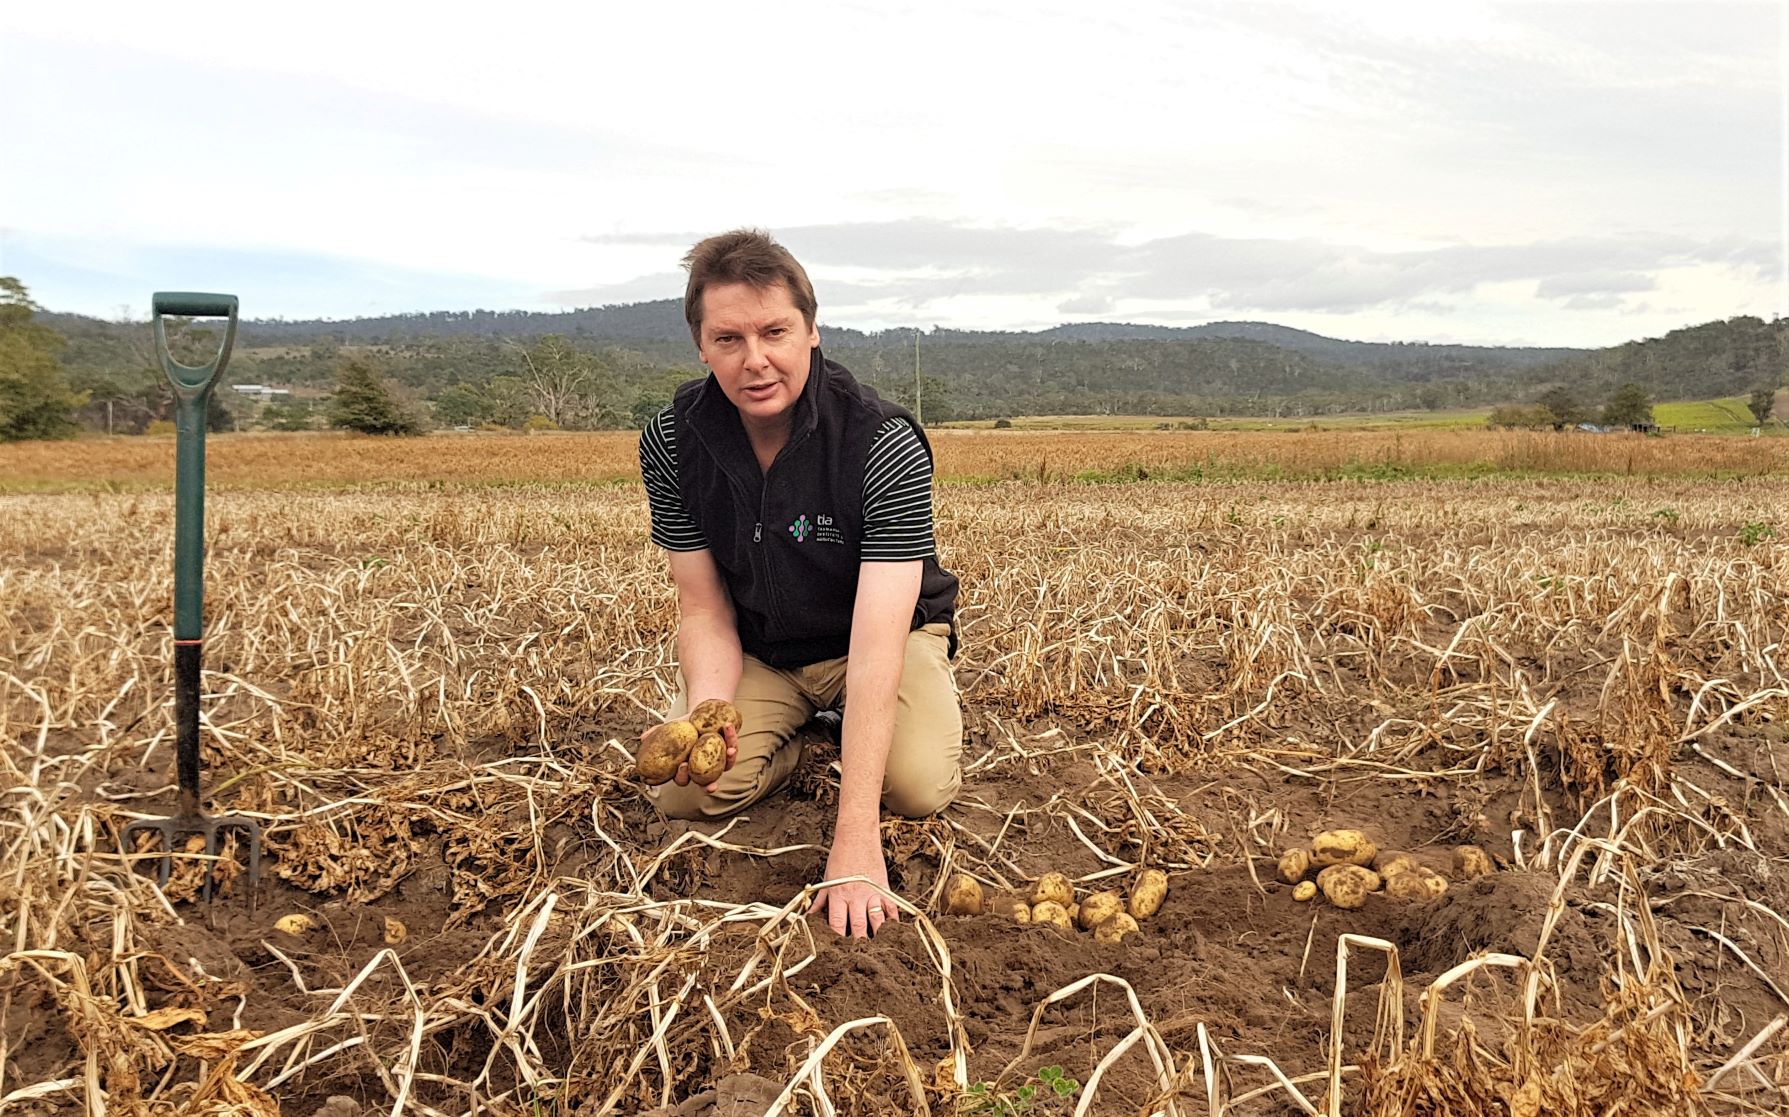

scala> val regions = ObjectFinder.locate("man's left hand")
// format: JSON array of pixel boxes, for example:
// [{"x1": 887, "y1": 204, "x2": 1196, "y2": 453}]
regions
[{"x1": 812, "y1": 833, "x2": 897, "y2": 939}]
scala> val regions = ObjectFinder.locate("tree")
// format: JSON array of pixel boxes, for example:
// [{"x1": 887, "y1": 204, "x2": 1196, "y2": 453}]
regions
[
  {"x1": 1748, "y1": 385, "x2": 1777, "y2": 425},
  {"x1": 1602, "y1": 382, "x2": 1654, "y2": 428},
  {"x1": 0, "y1": 277, "x2": 84, "y2": 441},
  {"x1": 1534, "y1": 385, "x2": 1586, "y2": 430},
  {"x1": 328, "y1": 357, "x2": 422, "y2": 435},
  {"x1": 513, "y1": 335, "x2": 617, "y2": 429}
]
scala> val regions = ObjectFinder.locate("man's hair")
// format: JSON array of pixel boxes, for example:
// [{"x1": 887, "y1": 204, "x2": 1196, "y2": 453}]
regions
[{"x1": 682, "y1": 229, "x2": 817, "y2": 343}]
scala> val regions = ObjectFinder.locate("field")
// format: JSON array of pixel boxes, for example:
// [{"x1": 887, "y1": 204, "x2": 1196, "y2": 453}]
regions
[{"x1": 2, "y1": 430, "x2": 1787, "y2": 1116}]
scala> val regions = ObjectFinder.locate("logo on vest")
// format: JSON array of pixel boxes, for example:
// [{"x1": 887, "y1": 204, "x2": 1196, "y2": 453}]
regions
[{"x1": 789, "y1": 513, "x2": 844, "y2": 545}]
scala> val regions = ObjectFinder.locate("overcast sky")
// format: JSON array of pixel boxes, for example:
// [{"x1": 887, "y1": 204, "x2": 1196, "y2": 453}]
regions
[{"x1": 1, "y1": 1, "x2": 1782, "y2": 347}]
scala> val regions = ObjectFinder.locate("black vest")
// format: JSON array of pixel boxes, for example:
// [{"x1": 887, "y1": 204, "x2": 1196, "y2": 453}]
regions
[{"x1": 672, "y1": 351, "x2": 959, "y2": 669}]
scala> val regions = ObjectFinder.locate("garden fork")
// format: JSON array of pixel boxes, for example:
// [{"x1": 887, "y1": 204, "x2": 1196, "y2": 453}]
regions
[{"x1": 123, "y1": 292, "x2": 261, "y2": 900}]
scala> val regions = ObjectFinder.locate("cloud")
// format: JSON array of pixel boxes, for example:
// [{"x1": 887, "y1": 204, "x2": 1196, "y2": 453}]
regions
[
  {"x1": 1536, "y1": 271, "x2": 1656, "y2": 299},
  {"x1": 578, "y1": 219, "x2": 1775, "y2": 318}
]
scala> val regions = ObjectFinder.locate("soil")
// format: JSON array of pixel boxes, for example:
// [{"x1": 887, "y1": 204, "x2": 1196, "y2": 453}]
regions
[{"x1": 12, "y1": 716, "x2": 1778, "y2": 1117}]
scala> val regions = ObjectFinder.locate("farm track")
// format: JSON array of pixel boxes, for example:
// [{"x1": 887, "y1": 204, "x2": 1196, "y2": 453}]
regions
[{"x1": 2, "y1": 468, "x2": 1787, "y2": 1115}]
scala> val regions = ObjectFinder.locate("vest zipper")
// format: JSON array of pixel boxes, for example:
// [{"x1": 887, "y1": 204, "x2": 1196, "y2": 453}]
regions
[{"x1": 753, "y1": 522, "x2": 762, "y2": 543}]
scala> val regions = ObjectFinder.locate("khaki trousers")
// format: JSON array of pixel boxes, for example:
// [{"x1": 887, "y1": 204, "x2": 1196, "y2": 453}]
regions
[{"x1": 649, "y1": 622, "x2": 962, "y2": 820}]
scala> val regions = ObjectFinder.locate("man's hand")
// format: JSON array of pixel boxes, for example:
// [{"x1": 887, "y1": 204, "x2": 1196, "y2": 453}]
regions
[
  {"x1": 656, "y1": 723, "x2": 738, "y2": 792},
  {"x1": 812, "y1": 829, "x2": 897, "y2": 939}
]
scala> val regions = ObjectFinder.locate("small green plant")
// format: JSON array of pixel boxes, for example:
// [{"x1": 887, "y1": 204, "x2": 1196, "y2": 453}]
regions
[
  {"x1": 960, "y1": 1065, "x2": 1080, "y2": 1115},
  {"x1": 1651, "y1": 507, "x2": 1680, "y2": 523},
  {"x1": 1739, "y1": 521, "x2": 1774, "y2": 547}
]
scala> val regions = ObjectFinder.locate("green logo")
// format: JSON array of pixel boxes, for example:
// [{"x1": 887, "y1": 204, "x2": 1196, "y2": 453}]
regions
[{"x1": 788, "y1": 514, "x2": 812, "y2": 542}]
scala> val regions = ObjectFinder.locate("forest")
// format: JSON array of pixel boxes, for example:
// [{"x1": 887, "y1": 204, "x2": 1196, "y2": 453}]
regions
[{"x1": 8, "y1": 281, "x2": 1787, "y2": 437}]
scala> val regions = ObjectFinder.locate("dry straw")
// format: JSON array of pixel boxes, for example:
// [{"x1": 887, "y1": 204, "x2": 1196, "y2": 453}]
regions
[{"x1": 3, "y1": 448, "x2": 1787, "y2": 1113}]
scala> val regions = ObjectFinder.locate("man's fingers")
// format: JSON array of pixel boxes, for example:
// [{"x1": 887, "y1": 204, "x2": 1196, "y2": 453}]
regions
[
  {"x1": 827, "y1": 893, "x2": 849, "y2": 937},
  {"x1": 672, "y1": 761, "x2": 690, "y2": 787}
]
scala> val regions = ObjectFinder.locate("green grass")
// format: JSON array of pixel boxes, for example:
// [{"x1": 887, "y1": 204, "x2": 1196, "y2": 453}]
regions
[
  {"x1": 944, "y1": 397, "x2": 1780, "y2": 435},
  {"x1": 941, "y1": 408, "x2": 1493, "y2": 433},
  {"x1": 1652, "y1": 396, "x2": 1762, "y2": 432}
]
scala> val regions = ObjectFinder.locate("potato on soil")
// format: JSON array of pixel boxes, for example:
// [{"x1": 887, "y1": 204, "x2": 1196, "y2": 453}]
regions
[
  {"x1": 686, "y1": 732, "x2": 727, "y2": 785},
  {"x1": 636, "y1": 720, "x2": 698, "y2": 784},
  {"x1": 687, "y1": 698, "x2": 742, "y2": 736},
  {"x1": 1066, "y1": 901, "x2": 1080, "y2": 925},
  {"x1": 1373, "y1": 851, "x2": 1420, "y2": 878},
  {"x1": 1311, "y1": 830, "x2": 1377, "y2": 868},
  {"x1": 1317, "y1": 864, "x2": 1380, "y2": 909},
  {"x1": 275, "y1": 913, "x2": 316, "y2": 935},
  {"x1": 1031, "y1": 901, "x2": 1073, "y2": 931},
  {"x1": 1002, "y1": 897, "x2": 1032, "y2": 924},
  {"x1": 1078, "y1": 890, "x2": 1123, "y2": 930},
  {"x1": 1277, "y1": 848, "x2": 1313, "y2": 884},
  {"x1": 1129, "y1": 868, "x2": 1168, "y2": 919},
  {"x1": 1292, "y1": 881, "x2": 1318, "y2": 902},
  {"x1": 1452, "y1": 845, "x2": 1494, "y2": 880},
  {"x1": 1095, "y1": 912, "x2": 1139, "y2": 944},
  {"x1": 1030, "y1": 872, "x2": 1073, "y2": 907},
  {"x1": 1384, "y1": 868, "x2": 1449, "y2": 903},
  {"x1": 943, "y1": 873, "x2": 984, "y2": 916}
]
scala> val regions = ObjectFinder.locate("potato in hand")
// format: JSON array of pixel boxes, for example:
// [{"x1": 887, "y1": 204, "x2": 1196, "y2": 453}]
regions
[
  {"x1": 636, "y1": 720, "x2": 699, "y2": 784},
  {"x1": 686, "y1": 732, "x2": 727, "y2": 785},
  {"x1": 688, "y1": 699, "x2": 742, "y2": 736}
]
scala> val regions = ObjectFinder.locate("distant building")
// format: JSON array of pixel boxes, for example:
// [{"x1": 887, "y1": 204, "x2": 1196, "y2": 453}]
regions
[{"x1": 230, "y1": 384, "x2": 292, "y2": 403}]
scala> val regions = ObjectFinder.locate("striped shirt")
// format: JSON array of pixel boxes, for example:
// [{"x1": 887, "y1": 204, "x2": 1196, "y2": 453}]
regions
[{"x1": 639, "y1": 409, "x2": 936, "y2": 562}]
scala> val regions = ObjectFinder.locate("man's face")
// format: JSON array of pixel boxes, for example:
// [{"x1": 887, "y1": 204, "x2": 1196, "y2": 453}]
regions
[{"x1": 697, "y1": 281, "x2": 819, "y2": 430}]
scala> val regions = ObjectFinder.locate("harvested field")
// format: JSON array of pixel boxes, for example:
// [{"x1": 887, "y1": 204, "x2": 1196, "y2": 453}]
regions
[
  {"x1": 5, "y1": 427, "x2": 1789, "y2": 493},
  {"x1": 3, "y1": 442, "x2": 1787, "y2": 1114}
]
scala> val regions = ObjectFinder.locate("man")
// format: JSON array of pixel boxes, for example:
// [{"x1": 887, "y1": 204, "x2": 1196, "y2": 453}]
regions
[{"x1": 637, "y1": 229, "x2": 963, "y2": 939}]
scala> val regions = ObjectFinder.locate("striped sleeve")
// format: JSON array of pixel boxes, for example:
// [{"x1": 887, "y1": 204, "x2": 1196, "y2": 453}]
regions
[
  {"x1": 638, "y1": 407, "x2": 708, "y2": 552},
  {"x1": 860, "y1": 417, "x2": 936, "y2": 562}
]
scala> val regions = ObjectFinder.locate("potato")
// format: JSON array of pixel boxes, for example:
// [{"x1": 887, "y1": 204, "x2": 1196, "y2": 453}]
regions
[
  {"x1": 636, "y1": 720, "x2": 698, "y2": 784},
  {"x1": 1128, "y1": 869, "x2": 1168, "y2": 920},
  {"x1": 274, "y1": 913, "x2": 316, "y2": 935},
  {"x1": 1031, "y1": 901, "x2": 1074, "y2": 931},
  {"x1": 1094, "y1": 912, "x2": 1139, "y2": 944},
  {"x1": 687, "y1": 698, "x2": 742, "y2": 737},
  {"x1": 1292, "y1": 881, "x2": 1318, "y2": 902},
  {"x1": 1311, "y1": 830, "x2": 1377, "y2": 868},
  {"x1": 1077, "y1": 890, "x2": 1123, "y2": 931},
  {"x1": 1003, "y1": 898, "x2": 1032, "y2": 924},
  {"x1": 1316, "y1": 864, "x2": 1380, "y2": 909},
  {"x1": 1277, "y1": 848, "x2": 1313, "y2": 884},
  {"x1": 1452, "y1": 845, "x2": 1494, "y2": 880},
  {"x1": 1031, "y1": 872, "x2": 1073, "y2": 907},
  {"x1": 686, "y1": 732, "x2": 727, "y2": 785},
  {"x1": 1374, "y1": 851, "x2": 1420, "y2": 878},
  {"x1": 1066, "y1": 902, "x2": 1080, "y2": 926},
  {"x1": 1384, "y1": 867, "x2": 1449, "y2": 903},
  {"x1": 943, "y1": 873, "x2": 984, "y2": 916}
]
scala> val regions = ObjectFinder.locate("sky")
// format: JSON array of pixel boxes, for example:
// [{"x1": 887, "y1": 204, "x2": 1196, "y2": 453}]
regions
[{"x1": 1, "y1": 0, "x2": 1783, "y2": 348}]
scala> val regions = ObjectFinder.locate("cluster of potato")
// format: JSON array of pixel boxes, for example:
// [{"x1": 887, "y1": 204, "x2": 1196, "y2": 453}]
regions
[
  {"x1": 1276, "y1": 829, "x2": 1495, "y2": 909},
  {"x1": 942, "y1": 868, "x2": 1168, "y2": 944},
  {"x1": 634, "y1": 699, "x2": 742, "y2": 785}
]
